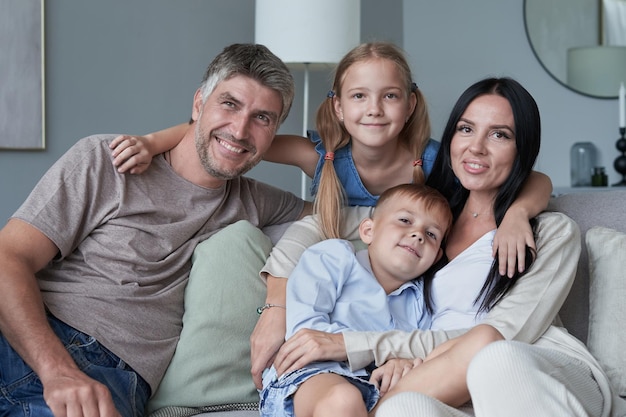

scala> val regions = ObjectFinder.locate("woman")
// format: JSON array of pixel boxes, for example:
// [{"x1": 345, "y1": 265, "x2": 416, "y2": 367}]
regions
[{"x1": 266, "y1": 78, "x2": 613, "y2": 416}]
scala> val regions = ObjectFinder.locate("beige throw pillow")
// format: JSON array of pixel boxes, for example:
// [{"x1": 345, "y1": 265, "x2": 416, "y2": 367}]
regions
[{"x1": 585, "y1": 226, "x2": 626, "y2": 398}]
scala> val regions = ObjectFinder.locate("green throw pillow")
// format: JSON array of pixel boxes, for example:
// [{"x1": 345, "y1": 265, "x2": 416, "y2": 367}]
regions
[{"x1": 147, "y1": 220, "x2": 272, "y2": 414}]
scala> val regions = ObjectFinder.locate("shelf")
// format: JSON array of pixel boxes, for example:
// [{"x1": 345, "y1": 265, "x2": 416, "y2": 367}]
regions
[{"x1": 552, "y1": 186, "x2": 619, "y2": 196}]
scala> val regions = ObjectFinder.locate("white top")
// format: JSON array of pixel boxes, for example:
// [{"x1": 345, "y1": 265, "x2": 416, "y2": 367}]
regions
[{"x1": 427, "y1": 230, "x2": 494, "y2": 330}]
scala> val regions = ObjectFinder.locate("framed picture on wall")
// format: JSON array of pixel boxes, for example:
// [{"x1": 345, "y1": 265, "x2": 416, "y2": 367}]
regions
[{"x1": 0, "y1": 0, "x2": 45, "y2": 150}]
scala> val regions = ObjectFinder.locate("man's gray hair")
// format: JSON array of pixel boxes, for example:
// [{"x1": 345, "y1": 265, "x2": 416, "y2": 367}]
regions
[{"x1": 199, "y1": 44, "x2": 295, "y2": 125}]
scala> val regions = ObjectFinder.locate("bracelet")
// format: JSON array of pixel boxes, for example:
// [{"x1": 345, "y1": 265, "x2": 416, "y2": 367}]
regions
[{"x1": 256, "y1": 303, "x2": 286, "y2": 315}]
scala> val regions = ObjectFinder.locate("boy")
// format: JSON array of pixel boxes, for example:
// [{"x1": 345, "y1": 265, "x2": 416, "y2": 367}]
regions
[{"x1": 260, "y1": 183, "x2": 453, "y2": 417}]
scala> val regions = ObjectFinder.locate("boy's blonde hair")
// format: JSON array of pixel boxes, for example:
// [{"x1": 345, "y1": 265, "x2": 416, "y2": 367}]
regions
[
  {"x1": 314, "y1": 42, "x2": 431, "y2": 239},
  {"x1": 373, "y1": 184, "x2": 452, "y2": 240}
]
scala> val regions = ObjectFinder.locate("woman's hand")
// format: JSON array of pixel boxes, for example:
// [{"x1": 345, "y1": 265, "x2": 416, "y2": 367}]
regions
[
  {"x1": 109, "y1": 135, "x2": 153, "y2": 174},
  {"x1": 250, "y1": 306, "x2": 286, "y2": 389},
  {"x1": 493, "y1": 206, "x2": 535, "y2": 277},
  {"x1": 273, "y1": 329, "x2": 346, "y2": 377},
  {"x1": 369, "y1": 358, "x2": 422, "y2": 396}
]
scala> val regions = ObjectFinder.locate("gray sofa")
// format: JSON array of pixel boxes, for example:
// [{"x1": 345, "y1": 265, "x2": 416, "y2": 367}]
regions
[{"x1": 155, "y1": 190, "x2": 626, "y2": 417}]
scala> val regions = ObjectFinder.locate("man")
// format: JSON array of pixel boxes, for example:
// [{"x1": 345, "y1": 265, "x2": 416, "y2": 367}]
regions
[{"x1": 0, "y1": 43, "x2": 311, "y2": 417}]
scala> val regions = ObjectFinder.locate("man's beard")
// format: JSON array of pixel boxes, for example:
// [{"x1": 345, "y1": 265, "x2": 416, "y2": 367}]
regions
[{"x1": 194, "y1": 122, "x2": 261, "y2": 180}]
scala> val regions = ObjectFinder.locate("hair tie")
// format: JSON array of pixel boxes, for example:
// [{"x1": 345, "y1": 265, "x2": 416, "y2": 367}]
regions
[
  {"x1": 324, "y1": 152, "x2": 335, "y2": 161},
  {"x1": 326, "y1": 90, "x2": 336, "y2": 98},
  {"x1": 413, "y1": 159, "x2": 423, "y2": 167},
  {"x1": 411, "y1": 82, "x2": 418, "y2": 92}
]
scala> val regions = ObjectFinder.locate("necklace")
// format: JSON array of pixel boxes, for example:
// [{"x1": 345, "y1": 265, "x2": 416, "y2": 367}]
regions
[
  {"x1": 469, "y1": 209, "x2": 491, "y2": 219},
  {"x1": 466, "y1": 198, "x2": 493, "y2": 219}
]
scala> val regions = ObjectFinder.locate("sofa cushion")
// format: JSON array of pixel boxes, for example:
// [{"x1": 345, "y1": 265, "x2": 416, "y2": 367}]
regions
[
  {"x1": 585, "y1": 226, "x2": 626, "y2": 398},
  {"x1": 548, "y1": 190, "x2": 626, "y2": 343},
  {"x1": 146, "y1": 220, "x2": 270, "y2": 415}
]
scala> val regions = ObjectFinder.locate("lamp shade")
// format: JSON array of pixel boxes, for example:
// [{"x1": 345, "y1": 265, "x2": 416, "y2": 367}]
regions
[
  {"x1": 255, "y1": 0, "x2": 360, "y2": 66},
  {"x1": 567, "y1": 46, "x2": 626, "y2": 97}
]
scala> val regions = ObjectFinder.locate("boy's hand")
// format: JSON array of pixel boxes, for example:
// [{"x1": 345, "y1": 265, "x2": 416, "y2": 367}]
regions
[{"x1": 109, "y1": 135, "x2": 153, "y2": 174}]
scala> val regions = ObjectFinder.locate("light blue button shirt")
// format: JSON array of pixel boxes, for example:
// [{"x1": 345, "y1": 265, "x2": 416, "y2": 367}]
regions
[{"x1": 286, "y1": 239, "x2": 426, "y2": 339}]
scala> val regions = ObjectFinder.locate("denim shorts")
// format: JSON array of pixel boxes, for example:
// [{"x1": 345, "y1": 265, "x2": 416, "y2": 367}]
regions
[
  {"x1": 0, "y1": 314, "x2": 150, "y2": 417},
  {"x1": 259, "y1": 366, "x2": 379, "y2": 417}
]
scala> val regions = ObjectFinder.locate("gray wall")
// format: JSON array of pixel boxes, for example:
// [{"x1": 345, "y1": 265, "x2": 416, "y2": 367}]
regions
[
  {"x1": 0, "y1": 0, "x2": 402, "y2": 223},
  {"x1": 1, "y1": 1, "x2": 618, "y2": 223}
]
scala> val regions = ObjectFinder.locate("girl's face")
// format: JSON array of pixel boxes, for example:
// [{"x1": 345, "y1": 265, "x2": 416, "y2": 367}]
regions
[
  {"x1": 334, "y1": 58, "x2": 416, "y2": 149},
  {"x1": 450, "y1": 94, "x2": 517, "y2": 197}
]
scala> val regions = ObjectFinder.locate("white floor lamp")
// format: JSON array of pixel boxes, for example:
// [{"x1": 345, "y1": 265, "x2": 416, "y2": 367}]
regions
[{"x1": 255, "y1": 0, "x2": 360, "y2": 200}]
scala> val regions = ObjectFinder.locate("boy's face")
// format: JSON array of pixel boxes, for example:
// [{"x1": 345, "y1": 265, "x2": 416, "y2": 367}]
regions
[{"x1": 359, "y1": 195, "x2": 447, "y2": 293}]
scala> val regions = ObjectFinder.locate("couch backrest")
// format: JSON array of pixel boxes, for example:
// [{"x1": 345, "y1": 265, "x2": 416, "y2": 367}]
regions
[{"x1": 549, "y1": 190, "x2": 626, "y2": 343}]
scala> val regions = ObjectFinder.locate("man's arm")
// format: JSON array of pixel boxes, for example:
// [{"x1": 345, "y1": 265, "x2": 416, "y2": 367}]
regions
[
  {"x1": 298, "y1": 201, "x2": 313, "y2": 219},
  {"x1": 0, "y1": 219, "x2": 120, "y2": 416}
]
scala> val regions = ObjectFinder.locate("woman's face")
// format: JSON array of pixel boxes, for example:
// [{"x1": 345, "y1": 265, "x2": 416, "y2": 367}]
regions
[{"x1": 450, "y1": 94, "x2": 517, "y2": 196}]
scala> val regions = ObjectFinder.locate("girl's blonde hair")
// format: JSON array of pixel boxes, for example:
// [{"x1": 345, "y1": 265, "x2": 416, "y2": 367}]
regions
[{"x1": 314, "y1": 42, "x2": 431, "y2": 239}]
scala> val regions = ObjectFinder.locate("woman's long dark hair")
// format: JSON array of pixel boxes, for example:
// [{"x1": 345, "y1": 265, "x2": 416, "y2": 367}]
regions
[{"x1": 425, "y1": 77, "x2": 541, "y2": 313}]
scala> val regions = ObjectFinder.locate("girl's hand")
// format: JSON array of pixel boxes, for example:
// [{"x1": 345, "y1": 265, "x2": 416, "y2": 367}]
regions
[
  {"x1": 369, "y1": 358, "x2": 422, "y2": 396},
  {"x1": 250, "y1": 306, "x2": 286, "y2": 389},
  {"x1": 493, "y1": 207, "x2": 535, "y2": 278},
  {"x1": 273, "y1": 329, "x2": 346, "y2": 377},
  {"x1": 109, "y1": 135, "x2": 153, "y2": 174}
]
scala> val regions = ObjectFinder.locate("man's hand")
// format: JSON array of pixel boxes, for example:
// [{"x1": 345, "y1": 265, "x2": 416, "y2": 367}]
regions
[
  {"x1": 273, "y1": 329, "x2": 346, "y2": 377},
  {"x1": 41, "y1": 366, "x2": 121, "y2": 417},
  {"x1": 250, "y1": 306, "x2": 286, "y2": 389}
]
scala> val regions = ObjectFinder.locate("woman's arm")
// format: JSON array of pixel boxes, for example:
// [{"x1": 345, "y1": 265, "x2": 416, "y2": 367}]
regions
[
  {"x1": 110, "y1": 123, "x2": 187, "y2": 173},
  {"x1": 494, "y1": 170, "x2": 553, "y2": 277},
  {"x1": 480, "y1": 211, "x2": 579, "y2": 342},
  {"x1": 372, "y1": 324, "x2": 503, "y2": 408},
  {"x1": 343, "y1": 211, "x2": 579, "y2": 371}
]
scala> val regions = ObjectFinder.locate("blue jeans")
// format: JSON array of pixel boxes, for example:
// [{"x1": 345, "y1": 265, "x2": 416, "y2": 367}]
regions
[{"x1": 0, "y1": 314, "x2": 150, "y2": 417}]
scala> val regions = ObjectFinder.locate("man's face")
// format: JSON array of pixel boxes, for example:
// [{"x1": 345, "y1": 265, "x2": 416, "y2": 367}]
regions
[{"x1": 192, "y1": 75, "x2": 283, "y2": 180}]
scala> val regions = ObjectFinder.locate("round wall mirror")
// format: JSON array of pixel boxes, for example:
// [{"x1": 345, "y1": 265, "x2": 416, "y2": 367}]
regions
[{"x1": 524, "y1": 0, "x2": 626, "y2": 99}]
